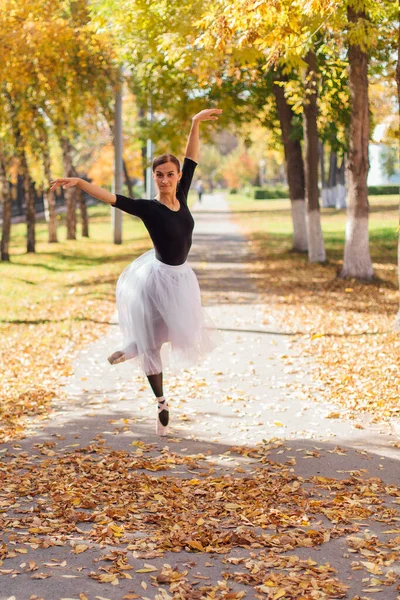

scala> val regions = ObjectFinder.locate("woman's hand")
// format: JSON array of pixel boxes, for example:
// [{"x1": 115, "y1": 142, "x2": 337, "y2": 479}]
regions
[
  {"x1": 50, "y1": 177, "x2": 81, "y2": 192},
  {"x1": 192, "y1": 108, "x2": 223, "y2": 123},
  {"x1": 185, "y1": 108, "x2": 222, "y2": 162}
]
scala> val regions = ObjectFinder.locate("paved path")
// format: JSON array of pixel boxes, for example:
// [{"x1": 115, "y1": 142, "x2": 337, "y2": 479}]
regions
[{"x1": 1, "y1": 194, "x2": 399, "y2": 599}]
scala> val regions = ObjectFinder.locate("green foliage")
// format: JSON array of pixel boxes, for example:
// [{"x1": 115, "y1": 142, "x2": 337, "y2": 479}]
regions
[
  {"x1": 367, "y1": 184, "x2": 399, "y2": 195},
  {"x1": 379, "y1": 147, "x2": 399, "y2": 179},
  {"x1": 254, "y1": 186, "x2": 290, "y2": 200}
]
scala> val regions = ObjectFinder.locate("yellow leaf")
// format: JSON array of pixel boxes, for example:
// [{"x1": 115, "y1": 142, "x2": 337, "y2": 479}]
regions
[
  {"x1": 188, "y1": 540, "x2": 204, "y2": 551},
  {"x1": 360, "y1": 561, "x2": 382, "y2": 575},
  {"x1": 72, "y1": 544, "x2": 89, "y2": 554},
  {"x1": 99, "y1": 574, "x2": 118, "y2": 583},
  {"x1": 273, "y1": 421, "x2": 284, "y2": 427},
  {"x1": 273, "y1": 589, "x2": 287, "y2": 600},
  {"x1": 136, "y1": 567, "x2": 158, "y2": 573},
  {"x1": 325, "y1": 412, "x2": 340, "y2": 419},
  {"x1": 122, "y1": 572, "x2": 133, "y2": 579}
]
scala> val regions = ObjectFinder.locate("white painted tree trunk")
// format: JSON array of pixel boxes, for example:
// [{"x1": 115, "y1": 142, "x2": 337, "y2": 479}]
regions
[
  {"x1": 291, "y1": 199, "x2": 308, "y2": 252},
  {"x1": 341, "y1": 215, "x2": 373, "y2": 279},
  {"x1": 335, "y1": 184, "x2": 346, "y2": 209},
  {"x1": 321, "y1": 185, "x2": 347, "y2": 209},
  {"x1": 306, "y1": 210, "x2": 326, "y2": 262}
]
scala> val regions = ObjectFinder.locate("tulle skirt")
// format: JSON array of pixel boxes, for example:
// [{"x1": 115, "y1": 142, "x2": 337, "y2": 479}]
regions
[{"x1": 115, "y1": 249, "x2": 221, "y2": 375}]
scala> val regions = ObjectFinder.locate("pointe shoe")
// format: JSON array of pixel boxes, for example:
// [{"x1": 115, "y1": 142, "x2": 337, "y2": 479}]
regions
[
  {"x1": 156, "y1": 400, "x2": 169, "y2": 436},
  {"x1": 107, "y1": 350, "x2": 126, "y2": 365},
  {"x1": 156, "y1": 420, "x2": 169, "y2": 436}
]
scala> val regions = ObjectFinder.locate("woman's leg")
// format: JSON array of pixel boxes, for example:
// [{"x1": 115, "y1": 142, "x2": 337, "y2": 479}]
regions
[
  {"x1": 146, "y1": 349, "x2": 169, "y2": 433},
  {"x1": 147, "y1": 372, "x2": 168, "y2": 424}
]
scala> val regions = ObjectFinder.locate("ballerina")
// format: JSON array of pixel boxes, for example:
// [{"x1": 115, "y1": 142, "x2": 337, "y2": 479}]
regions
[{"x1": 50, "y1": 107, "x2": 222, "y2": 436}]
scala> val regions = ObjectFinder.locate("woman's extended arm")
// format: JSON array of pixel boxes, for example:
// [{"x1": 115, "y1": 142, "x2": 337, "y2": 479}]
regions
[
  {"x1": 185, "y1": 108, "x2": 223, "y2": 162},
  {"x1": 50, "y1": 177, "x2": 116, "y2": 204}
]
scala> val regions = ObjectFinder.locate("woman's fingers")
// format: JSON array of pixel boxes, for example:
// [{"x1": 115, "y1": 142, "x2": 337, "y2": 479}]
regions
[
  {"x1": 194, "y1": 108, "x2": 223, "y2": 122},
  {"x1": 49, "y1": 179, "x2": 74, "y2": 191}
]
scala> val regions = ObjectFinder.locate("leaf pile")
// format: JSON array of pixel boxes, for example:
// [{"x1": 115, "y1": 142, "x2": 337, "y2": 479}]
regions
[
  {"x1": 0, "y1": 289, "x2": 113, "y2": 443},
  {"x1": 1, "y1": 440, "x2": 399, "y2": 596},
  {"x1": 225, "y1": 553, "x2": 349, "y2": 598}
]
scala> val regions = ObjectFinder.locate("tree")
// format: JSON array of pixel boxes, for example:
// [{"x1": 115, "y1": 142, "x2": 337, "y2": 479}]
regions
[
  {"x1": 93, "y1": 0, "x2": 312, "y2": 251},
  {"x1": 303, "y1": 49, "x2": 326, "y2": 262},
  {"x1": 340, "y1": 4, "x2": 373, "y2": 279},
  {"x1": 272, "y1": 73, "x2": 307, "y2": 252},
  {"x1": 395, "y1": 27, "x2": 400, "y2": 330},
  {"x1": 0, "y1": 149, "x2": 12, "y2": 261},
  {"x1": 0, "y1": 0, "x2": 116, "y2": 247}
]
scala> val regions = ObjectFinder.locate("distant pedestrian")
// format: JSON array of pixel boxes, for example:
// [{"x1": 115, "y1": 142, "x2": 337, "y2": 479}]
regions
[
  {"x1": 195, "y1": 179, "x2": 205, "y2": 203},
  {"x1": 50, "y1": 108, "x2": 222, "y2": 436}
]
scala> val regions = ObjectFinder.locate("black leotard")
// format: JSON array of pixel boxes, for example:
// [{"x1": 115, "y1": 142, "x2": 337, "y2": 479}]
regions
[{"x1": 112, "y1": 158, "x2": 197, "y2": 266}]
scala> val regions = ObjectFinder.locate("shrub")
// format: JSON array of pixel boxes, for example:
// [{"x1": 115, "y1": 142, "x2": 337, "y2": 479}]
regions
[
  {"x1": 367, "y1": 185, "x2": 399, "y2": 195},
  {"x1": 254, "y1": 186, "x2": 290, "y2": 200}
]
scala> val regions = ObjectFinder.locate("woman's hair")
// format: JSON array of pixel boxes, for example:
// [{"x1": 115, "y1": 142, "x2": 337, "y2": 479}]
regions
[{"x1": 152, "y1": 153, "x2": 181, "y2": 173}]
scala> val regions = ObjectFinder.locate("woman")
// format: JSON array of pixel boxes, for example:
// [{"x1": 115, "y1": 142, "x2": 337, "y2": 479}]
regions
[{"x1": 50, "y1": 107, "x2": 222, "y2": 436}]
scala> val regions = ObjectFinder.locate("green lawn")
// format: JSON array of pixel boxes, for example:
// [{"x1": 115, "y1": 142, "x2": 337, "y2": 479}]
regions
[
  {"x1": 1, "y1": 203, "x2": 152, "y2": 320},
  {"x1": 227, "y1": 193, "x2": 399, "y2": 272}
]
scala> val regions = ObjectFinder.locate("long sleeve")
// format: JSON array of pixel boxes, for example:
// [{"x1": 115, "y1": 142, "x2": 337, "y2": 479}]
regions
[
  {"x1": 112, "y1": 194, "x2": 150, "y2": 218},
  {"x1": 177, "y1": 158, "x2": 197, "y2": 203}
]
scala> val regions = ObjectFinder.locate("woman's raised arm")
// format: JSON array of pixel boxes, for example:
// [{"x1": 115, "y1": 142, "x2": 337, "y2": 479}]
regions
[
  {"x1": 50, "y1": 178, "x2": 116, "y2": 205},
  {"x1": 185, "y1": 108, "x2": 223, "y2": 163}
]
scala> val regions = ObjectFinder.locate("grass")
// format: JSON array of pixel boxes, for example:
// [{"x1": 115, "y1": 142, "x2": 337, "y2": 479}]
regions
[
  {"x1": 2, "y1": 204, "x2": 150, "y2": 317},
  {"x1": 227, "y1": 194, "x2": 398, "y2": 270}
]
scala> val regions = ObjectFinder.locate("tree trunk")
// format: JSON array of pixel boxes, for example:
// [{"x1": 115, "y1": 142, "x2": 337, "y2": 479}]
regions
[
  {"x1": 8, "y1": 99, "x2": 35, "y2": 252},
  {"x1": 336, "y1": 156, "x2": 347, "y2": 209},
  {"x1": 395, "y1": 28, "x2": 400, "y2": 329},
  {"x1": 319, "y1": 141, "x2": 326, "y2": 189},
  {"x1": 396, "y1": 228, "x2": 400, "y2": 330},
  {"x1": 340, "y1": 6, "x2": 373, "y2": 280},
  {"x1": 123, "y1": 159, "x2": 134, "y2": 197},
  {"x1": 77, "y1": 186, "x2": 89, "y2": 237},
  {"x1": 0, "y1": 152, "x2": 11, "y2": 262},
  {"x1": 273, "y1": 77, "x2": 308, "y2": 252},
  {"x1": 61, "y1": 136, "x2": 77, "y2": 240},
  {"x1": 303, "y1": 50, "x2": 325, "y2": 263},
  {"x1": 42, "y1": 135, "x2": 58, "y2": 243},
  {"x1": 70, "y1": 165, "x2": 89, "y2": 238},
  {"x1": 20, "y1": 153, "x2": 35, "y2": 253}
]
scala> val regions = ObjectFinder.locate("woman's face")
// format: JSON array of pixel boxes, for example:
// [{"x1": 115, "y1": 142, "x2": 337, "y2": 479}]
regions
[{"x1": 153, "y1": 161, "x2": 182, "y2": 192}]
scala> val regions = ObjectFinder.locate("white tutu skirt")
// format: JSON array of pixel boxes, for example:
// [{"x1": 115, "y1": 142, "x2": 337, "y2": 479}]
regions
[{"x1": 115, "y1": 249, "x2": 221, "y2": 375}]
